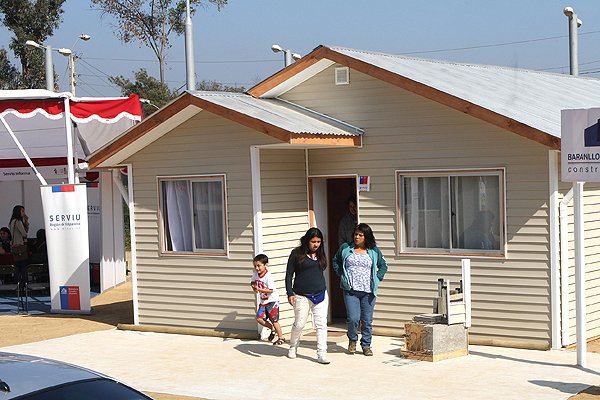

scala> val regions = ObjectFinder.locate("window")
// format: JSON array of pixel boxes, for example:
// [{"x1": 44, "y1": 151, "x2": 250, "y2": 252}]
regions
[
  {"x1": 159, "y1": 175, "x2": 227, "y2": 255},
  {"x1": 397, "y1": 169, "x2": 505, "y2": 256}
]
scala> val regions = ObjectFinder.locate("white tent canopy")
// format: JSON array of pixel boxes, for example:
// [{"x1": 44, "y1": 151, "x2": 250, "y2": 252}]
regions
[{"x1": 0, "y1": 89, "x2": 141, "y2": 182}]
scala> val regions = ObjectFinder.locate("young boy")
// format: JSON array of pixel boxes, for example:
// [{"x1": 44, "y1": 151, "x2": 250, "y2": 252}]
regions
[{"x1": 251, "y1": 254, "x2": 285, "y2": 345}]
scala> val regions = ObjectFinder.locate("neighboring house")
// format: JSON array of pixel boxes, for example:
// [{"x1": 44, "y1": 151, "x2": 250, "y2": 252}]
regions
[{"x1": 89, "y1": 45, "x2": 600, "y2": 350}]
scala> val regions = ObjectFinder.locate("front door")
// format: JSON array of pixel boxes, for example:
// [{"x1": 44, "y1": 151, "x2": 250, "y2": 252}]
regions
[{"x1": 309, "y1": 176, "x2": 357, "y2": 322}]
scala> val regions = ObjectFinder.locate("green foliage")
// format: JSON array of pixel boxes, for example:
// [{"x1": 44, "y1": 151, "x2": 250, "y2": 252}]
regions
[
  {"x1": 0, "y1": 48, "x2": 19, "y2": 89},
  {"x1": 109, "y1": 68, "x2": 178, "y2": 117},
  {"x1": 91, "y1": 0, "x2": 227, "y2": 83},
  {"x1": 196, "y1": 79, "x2": 245, "y2": 93},
  {"x1": 0, "y1": 0, "x2": 66, "y2": 89}
]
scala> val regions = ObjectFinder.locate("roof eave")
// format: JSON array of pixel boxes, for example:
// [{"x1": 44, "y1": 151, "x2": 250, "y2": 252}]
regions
[
  {"x1": 89, "y1": 91, "x2": 361, "y2": 169},
  {"x1": 249, "y1": 46, "x2": 561, "y2": 150}
]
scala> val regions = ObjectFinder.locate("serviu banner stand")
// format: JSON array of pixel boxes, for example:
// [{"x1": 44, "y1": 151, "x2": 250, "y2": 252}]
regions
[{"x1": 41, "y1": 183, "x2": 91, "y2": 314}]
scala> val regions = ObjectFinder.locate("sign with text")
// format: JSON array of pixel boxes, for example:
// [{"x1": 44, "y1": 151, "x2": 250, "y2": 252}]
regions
[
  {"x1": 358, "y1": 176, "x2": 371, "y2": 192},
  {"x1": 41, "y1": 184, "x2": 91, "y2": 313},
  {"x1": 0, "y1": 166, "x2": 68, "y2": 181},
  {"x1": 561, "y1": 108, "x2": 600, "y2": 182}
]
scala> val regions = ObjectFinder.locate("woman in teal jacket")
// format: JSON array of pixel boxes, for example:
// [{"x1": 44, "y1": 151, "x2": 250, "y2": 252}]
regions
[{"x1": 332, "y1": 223, "x2": 388, "y2": 356}]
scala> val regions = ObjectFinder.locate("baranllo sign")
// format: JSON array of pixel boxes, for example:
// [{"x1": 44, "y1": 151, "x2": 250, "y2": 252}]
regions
[{"x1": 561, "y1": 108, "x2": 600, "y2": 182}]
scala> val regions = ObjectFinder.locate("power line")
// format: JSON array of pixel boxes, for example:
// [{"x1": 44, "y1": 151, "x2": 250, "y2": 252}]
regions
[
  {"x1": 402, "y1": 30, "x2": 600, "y2": 55},
  {"x1": 83, "y1": 56, "x2": 279, "y2": 64}
]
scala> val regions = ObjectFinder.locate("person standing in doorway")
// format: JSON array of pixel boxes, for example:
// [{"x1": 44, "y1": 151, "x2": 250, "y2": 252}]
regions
[
  {"x1": 333, "y1": 223, "x2": 388, "y2": 356},
  {"x1": 285, "y1": 227, "x2": 330, "y2": 364},
  {"x1": 338, "y1": 195, "x2": 357, "y2": 246}
]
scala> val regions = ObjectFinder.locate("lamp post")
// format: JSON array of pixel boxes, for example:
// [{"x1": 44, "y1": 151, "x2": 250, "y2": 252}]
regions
[
  {"x1": 563, "y1": 6, "x2": 582, "y2": 76},
  {"x1": 25, "y1": 40, "x2": 54, "y2": 91},
  {"x1": 564, "y1": 6, "x2": 585, "y2": 369},
  {"x1": 271, "y1": 44, "x2": 301, "y2": 67}
]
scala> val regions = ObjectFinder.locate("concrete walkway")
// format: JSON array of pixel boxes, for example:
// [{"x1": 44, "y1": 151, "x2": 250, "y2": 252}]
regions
[{"x1": 3, "y1": 329, "x2": 600, "y2": 400}]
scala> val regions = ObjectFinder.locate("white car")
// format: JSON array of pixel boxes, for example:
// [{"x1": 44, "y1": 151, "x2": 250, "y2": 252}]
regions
[{"x1": 0, "y1": 352, "x2": 153, "y2": 400}]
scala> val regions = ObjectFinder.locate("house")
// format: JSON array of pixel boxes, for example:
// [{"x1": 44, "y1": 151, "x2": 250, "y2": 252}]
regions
[{"x1": 89, "y1": 45, "x2": 600, "y2": 350}]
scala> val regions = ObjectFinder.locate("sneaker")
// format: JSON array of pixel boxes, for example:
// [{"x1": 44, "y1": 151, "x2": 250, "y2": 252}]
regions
[
  {"x1": 363, "y1": 347, "x2": 373, "y2": 356},
  {"x1": 287, "y1": 347, "x2": 297, "y2": 359},
  {"x1": 348, "y1": 340, "x2": 357, "y2": 354},
  {"x1": 267, "y1": 330, "x2": 276, "y2": 342},
  {"x1": 317, "y1": 355, "x2": 330, "y2": 364}
]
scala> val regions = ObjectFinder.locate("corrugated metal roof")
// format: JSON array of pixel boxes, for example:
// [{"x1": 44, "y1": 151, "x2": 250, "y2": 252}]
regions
[
  {"x1": 329, "y1": 46, "x2": 600, "y2": 138},
  {"x1": 190, "y1": 91, "x2": 363, "y2": 136}
]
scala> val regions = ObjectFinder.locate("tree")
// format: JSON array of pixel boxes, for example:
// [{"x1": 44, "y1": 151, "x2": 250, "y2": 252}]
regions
[
  {"x1": 196, "y1": 79, "x2": 245, "y2": 93},
  {"x1": 110, "y1": 68, "x2": 178, "y2": 117},
  {"x1": 91, "y1": 0, "x2": 227, "y2": 84},
  {"x1": 0, "y1": 49, "x2": 20, "y2": 89},
  {"x1": 0, "y1": 0, "x2": 66, "y2": 89}
]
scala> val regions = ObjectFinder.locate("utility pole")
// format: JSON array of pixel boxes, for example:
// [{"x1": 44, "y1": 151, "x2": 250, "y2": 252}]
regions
[{"x1": 68, "y1": 54, "x2": 75, "y2": 95}]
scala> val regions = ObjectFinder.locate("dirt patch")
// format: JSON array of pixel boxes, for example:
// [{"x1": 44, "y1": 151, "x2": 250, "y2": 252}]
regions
[{"x1": 0, "y1": 280, "x2": 133, "y2": 348}]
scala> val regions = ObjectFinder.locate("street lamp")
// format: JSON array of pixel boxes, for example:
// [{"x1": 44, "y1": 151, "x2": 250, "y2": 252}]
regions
[
  {"x1": 25, "y1": 34, "x2": 90, "y2": 94},
  {"x1": 57, "y1": 48, "x2": 75, "y2": 94},
  {"x1": 271, "y1": 44, "x2": 301, "y2": 67},
  {"x1": 25, "y1": 40, "x2": 54, "y2": 91}
]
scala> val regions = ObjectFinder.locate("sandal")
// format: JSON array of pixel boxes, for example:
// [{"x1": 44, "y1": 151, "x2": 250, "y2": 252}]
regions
[
  {"x1": 268, "y1": 330, "x2": 276, "y2": 341},
  {"x1": 273, "y1": 338, "x2": 286, "y2": 346}
]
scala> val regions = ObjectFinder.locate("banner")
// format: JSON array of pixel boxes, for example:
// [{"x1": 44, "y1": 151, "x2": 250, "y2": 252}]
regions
[
  {"x1": 41, "y1": 183, "x2": 91, "y2": 313},
  {"x1": 561, "y1": 108, "x2": 600, "y2": 182}
]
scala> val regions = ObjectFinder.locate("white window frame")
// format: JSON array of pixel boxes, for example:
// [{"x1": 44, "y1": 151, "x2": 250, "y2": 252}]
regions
[
  {"x1": 157, "y1": 174, "x2": 228, "y2": 256},
  {"x1": 396, "y1": 168, "x2": 506, "y2": 257}
]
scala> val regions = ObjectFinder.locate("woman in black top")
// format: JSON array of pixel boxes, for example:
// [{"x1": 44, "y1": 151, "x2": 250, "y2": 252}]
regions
[{"x1": 285, "y1": 227, "x2": 330, "y2": 364}]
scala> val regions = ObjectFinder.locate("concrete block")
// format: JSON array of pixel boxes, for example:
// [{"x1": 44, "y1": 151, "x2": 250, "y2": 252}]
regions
[{"x1": 401, "y1": 321, "x2": 468, "y2": 362}]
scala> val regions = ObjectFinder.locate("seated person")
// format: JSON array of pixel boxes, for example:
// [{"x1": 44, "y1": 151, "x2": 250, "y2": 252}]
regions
[
  {"x1": 29, "y1": 229, "x2": 48, "y2": 265},
  {"x1": 0, "y1": 227, "x2": 11, "y2": 255}
]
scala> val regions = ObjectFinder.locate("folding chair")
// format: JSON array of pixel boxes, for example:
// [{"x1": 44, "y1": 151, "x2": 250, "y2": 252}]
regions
[{"x1": 22, "y1": 263, "x2": 50, "y2": 313}]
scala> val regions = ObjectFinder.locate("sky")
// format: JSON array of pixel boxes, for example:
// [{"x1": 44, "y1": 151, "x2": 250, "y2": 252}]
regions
[{"x1": 2, "y1": 0, "x2": 600, "y2": 97}]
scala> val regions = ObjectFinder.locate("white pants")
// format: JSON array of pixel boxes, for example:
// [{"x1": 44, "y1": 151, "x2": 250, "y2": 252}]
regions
[{"x1": 289, "y1": 292, "x2": 329, "y2": 357}]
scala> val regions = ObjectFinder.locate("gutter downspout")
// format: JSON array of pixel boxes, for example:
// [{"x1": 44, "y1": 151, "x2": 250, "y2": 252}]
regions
[
  {"x1": 549, "y1": 150, "x2": 560, "y2": 349},
  {"x1": 560, "y1": 185, "x2": 574, "y2": 347}
]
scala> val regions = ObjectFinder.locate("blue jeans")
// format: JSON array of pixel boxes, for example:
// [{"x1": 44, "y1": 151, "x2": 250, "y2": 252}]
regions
[{"x1": 343, "y1": 289, "x2": 376, "y2": 348}]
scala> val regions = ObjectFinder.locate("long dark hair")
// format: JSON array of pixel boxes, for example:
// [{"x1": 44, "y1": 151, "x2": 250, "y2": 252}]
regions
[
  {"x1": 293, "y1": 227, "x2": 327, "y2": 271},
  {"x1": 9, "y1": 205, "x2": 24, "y2": 223},
  {"x1": 355, "y1": 223, "x2": 377, "y2": 249}
]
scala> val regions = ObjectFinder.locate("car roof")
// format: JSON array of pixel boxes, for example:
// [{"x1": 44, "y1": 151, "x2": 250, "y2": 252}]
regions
[{"x1": 0, "y1": 352, "x2": 103, "y2": 399}]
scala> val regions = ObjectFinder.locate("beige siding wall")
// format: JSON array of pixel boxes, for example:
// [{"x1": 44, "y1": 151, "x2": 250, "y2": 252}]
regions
[
  {"x1": 561, "y1": 181, "x2": 600, "y2": 344},
  {"x1": 125, "y1": 111, "x2": 280, "y2": 332},
  {"x1": 283, "y1": 65, "x2": 554, "y2": 347},
  {"x1": 259, "y1": 149, "x2": 310, "y2": 331}
]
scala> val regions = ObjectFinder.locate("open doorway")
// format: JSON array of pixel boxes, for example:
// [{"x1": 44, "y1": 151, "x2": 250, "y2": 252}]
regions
[{"x1": 309, "y1": 176, "x2": 357, "y2": 323}]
